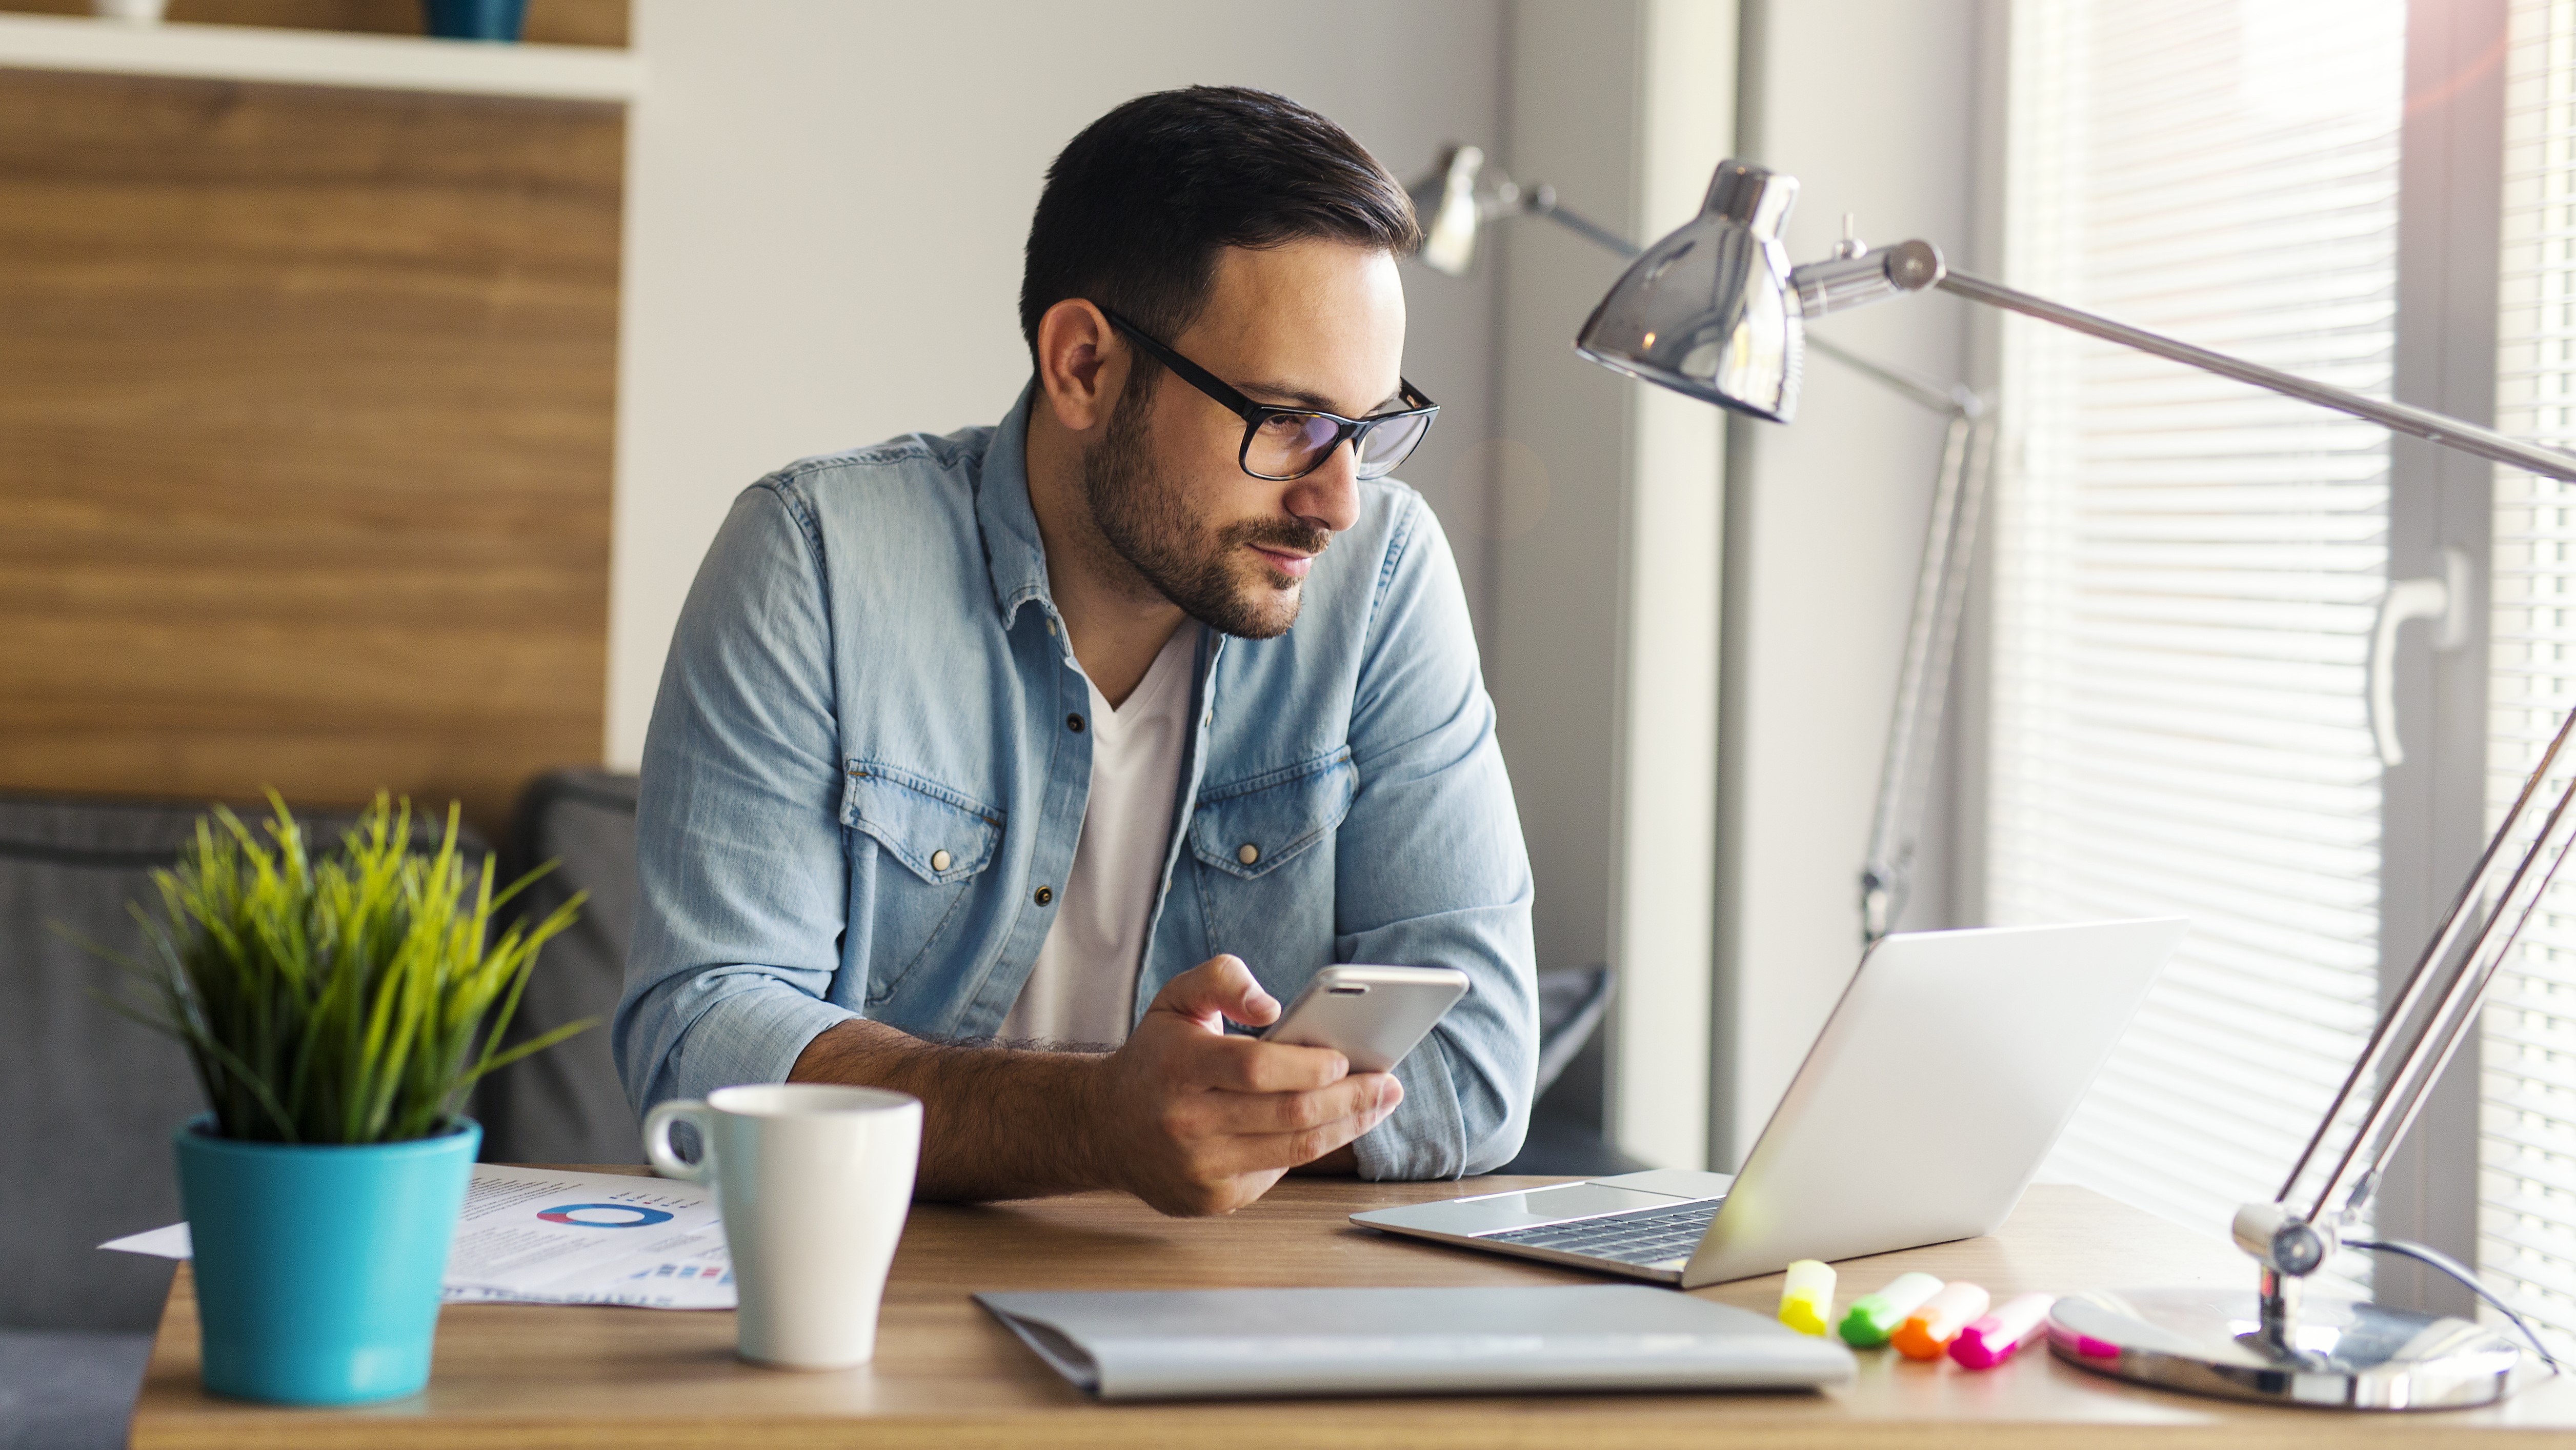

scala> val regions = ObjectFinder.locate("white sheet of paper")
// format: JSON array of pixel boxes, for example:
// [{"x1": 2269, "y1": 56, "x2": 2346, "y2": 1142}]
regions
[
  {"x1": 98, "y1": 1163, "x2": 736, "y2": 1310},
  {"x1": 99, "y1": 1222, "x2": 192, "y2": 1259}
]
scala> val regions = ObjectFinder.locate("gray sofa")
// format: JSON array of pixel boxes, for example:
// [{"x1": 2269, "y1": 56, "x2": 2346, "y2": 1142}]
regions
[
  {"x1": 473, "y1": 769, "x2": 645, "y2": 1167},
  {"x1": 0, "y1": 793, "x2": 487, "y2": 1450}
]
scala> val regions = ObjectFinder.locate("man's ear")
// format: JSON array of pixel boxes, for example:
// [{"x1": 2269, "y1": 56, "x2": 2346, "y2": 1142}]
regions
[{"x1": 1034, "y1": 298, "x2": 1128, "y2": 435}]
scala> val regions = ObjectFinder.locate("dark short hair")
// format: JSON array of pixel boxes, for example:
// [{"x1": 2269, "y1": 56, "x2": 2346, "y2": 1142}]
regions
[{"x1": 1019, "y1": 87, "x2": 1420, "y2": 369}]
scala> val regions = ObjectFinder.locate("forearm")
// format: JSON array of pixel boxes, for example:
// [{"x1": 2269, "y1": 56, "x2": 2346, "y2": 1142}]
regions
[
  {"x1": 787, "y1": 1018, "x2": 1110, "y2": 1201},
  {"x1": 1290, "y1": 1144, "x2": 1360, "y2": 1175}
]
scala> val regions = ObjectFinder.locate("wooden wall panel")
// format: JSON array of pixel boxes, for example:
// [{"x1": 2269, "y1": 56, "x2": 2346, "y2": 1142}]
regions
[
  {"x1": 0, "y1": 1, "x2": 629, "y2": 48},
  {"x1": 0, "y1": 69, "x2": 620, "y2": 833}
]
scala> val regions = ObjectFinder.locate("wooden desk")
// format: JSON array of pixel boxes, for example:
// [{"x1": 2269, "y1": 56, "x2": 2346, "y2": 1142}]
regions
[{"x1": 128, "y1": 1173, "x2": 2576, "y2": 1447}]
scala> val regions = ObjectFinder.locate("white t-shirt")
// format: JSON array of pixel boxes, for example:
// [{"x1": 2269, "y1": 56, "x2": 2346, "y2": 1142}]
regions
[{"x1": 1000, "y1": 623, "x2": 1199, "y2": 1048}]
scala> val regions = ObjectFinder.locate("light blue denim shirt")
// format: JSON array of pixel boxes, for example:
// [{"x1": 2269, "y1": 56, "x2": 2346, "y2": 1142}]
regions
[{"x1": 615, "y1": 386, "x2": 1537, "y2": 1180}]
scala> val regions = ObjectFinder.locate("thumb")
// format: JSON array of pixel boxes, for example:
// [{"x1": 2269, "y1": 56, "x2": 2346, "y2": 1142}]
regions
[{"x1": 1150, "y1": 954, "x2": 1277, "y2": 1030}]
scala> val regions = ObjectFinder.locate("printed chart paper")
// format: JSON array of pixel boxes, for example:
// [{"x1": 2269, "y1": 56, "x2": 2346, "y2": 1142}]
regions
[{"x1": 100, "y1": 1164, "x2": 736, "y2": 1310}]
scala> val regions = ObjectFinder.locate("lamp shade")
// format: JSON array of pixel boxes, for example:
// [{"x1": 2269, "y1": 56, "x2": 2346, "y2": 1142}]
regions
[
  {"x1": 1575, "y1": 160, "x2": 1803, "y2": 422},
  {"x1": 1413, "y1": 145, "x2": 1485, "y2": 279}
]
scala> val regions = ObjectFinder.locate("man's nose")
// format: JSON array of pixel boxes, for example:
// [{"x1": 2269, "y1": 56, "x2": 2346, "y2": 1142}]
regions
[{"x1": 1282, "y1": 441, "x2": 1363, "y2": 534}]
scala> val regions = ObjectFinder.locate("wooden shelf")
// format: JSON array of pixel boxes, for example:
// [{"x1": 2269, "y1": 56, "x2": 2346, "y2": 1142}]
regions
[{"x1": 0, "y1": 11, "x2": 640, "y2": 101}]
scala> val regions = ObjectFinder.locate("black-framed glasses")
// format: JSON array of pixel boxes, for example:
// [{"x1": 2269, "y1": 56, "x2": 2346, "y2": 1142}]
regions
[{"x1": 1100, "y1": 306, "x2": 1438, "y2": 482}]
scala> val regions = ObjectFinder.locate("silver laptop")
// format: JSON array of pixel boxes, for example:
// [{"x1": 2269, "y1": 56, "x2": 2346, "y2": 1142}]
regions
[{"x1": 1353, "y1": 920, "x2": 2186, "y2": 1289}]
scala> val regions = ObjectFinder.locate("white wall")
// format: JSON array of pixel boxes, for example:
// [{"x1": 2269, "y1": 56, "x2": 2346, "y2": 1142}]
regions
[
  {"x1": 1712, "y1": 0, "x2": 1981, "y2": 1165},
  {"x1": 1491, "y1": 0, "x2": 1731, "y2": 1170},
  {"x1": 1487, "y1": 0, "x2": 1643, "y2": 1107},
  {"x1": 608, "y1": 0, "x2": 1507, "y2": 765}
]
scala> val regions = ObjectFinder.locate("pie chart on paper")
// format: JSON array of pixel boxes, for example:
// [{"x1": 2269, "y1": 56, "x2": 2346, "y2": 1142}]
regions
[{"x1": 535, "y1": 1203, "x2": 676, "y2": 1228}]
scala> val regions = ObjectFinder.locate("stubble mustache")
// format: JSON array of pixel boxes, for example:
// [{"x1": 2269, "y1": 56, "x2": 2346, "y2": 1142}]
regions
[{"x1": 1223, "y1": 516, "x2": 1334, "y2": 572}]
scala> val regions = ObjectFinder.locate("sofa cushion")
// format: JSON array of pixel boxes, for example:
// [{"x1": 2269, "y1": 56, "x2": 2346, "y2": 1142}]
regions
[
  {"x1": 0, "y1": 792, "x2": 485, "y2": 1332},
  {"x1": 474, "y1": 770, "x2": 643, "y2": 1167}
]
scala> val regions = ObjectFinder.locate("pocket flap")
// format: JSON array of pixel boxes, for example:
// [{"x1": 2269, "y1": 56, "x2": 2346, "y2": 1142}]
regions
[
  {"x1": 1190, "y1": 749, "x2": 1355, "y2": 880},
  {"x1": 841, "y1": 761, "x2": 1003, "y2": 884}
]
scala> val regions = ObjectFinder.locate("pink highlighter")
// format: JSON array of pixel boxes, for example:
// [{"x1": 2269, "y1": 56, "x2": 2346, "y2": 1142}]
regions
[{"x1": 1949, "y1": 1293, "x2": 2056, "y2": 1369}]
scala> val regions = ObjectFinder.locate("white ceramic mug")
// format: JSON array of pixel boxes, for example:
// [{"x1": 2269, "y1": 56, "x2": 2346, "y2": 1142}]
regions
[{"x1": 643, "y1": 1083, "x2": 922, "y2": 1369}]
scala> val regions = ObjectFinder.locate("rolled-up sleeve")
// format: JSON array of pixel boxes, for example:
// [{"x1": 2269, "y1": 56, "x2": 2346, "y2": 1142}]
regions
[
  {"x1": 614, "y1": 482, "x2": 859, "y2": 1113},
  {"x1": 1336, "y1": 498, "x2": 1539, "y2": 1179}
]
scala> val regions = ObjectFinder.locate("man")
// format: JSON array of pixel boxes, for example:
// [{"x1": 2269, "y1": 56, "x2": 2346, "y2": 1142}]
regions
[{"x1": 615, "y1": 87, "x2": 1536, "y2": 1217}]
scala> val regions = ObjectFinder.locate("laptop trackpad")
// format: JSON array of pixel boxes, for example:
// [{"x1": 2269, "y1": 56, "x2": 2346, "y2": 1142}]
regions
[{"x1": 1358, "y1": 1181, "x2": 1701, "y2": 1238}]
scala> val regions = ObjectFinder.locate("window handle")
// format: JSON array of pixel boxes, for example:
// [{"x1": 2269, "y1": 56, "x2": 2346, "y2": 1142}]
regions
[{"x1": 2367, "y1": 547, "x2": 2473, "y2": 768}]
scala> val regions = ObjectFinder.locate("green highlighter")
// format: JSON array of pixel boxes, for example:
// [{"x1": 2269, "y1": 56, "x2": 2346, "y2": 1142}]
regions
[{"x1": 1838, "y1": 1271, "x2": 1945, "y2": 1348}]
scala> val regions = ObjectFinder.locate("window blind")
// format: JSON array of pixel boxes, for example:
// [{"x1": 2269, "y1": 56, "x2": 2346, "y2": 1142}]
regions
[
  {"x1": 1992, "y1": 0, "x2": 2402, "y2": 1248},
  {"x1": 2485, "y1": 0, "x2": 2576, "y2": 1353}
]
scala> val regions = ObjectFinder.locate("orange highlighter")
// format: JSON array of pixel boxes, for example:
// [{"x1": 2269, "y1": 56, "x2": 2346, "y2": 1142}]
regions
[{"x1": 1891, "y1": 1280, "x2": 1990, "y2": 1360}]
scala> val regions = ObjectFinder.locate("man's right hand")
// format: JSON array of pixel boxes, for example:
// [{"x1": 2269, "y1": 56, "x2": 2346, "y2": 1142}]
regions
[{"x1": 1083, "y1": 954, "x2": 1401, "y2": 1216}]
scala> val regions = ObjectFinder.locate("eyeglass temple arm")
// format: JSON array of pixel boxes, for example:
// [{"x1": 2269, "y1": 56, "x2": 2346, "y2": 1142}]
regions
[{"x1": 1101, "y1": 310, "x2": 1266, "y2": 422}]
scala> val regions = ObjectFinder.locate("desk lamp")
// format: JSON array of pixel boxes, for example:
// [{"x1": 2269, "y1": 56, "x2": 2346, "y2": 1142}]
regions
[
  {"x1": 1410, "y1": 145, "x2": 1995, "y2": 944},
  {"x1": 1578, "y1": 156, "x2": 2574, "y2": 1410}
]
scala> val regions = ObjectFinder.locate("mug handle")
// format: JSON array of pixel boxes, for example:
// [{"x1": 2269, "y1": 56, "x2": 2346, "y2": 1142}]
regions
[{"x1": 642, "y1": 1099, "x2": 715, "y2": 1183}]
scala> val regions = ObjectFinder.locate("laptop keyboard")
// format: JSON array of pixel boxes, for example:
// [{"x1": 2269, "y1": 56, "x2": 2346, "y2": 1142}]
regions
[{"x1": 1476, "y1": 1200, "x2": 1723, "y2": 1267}]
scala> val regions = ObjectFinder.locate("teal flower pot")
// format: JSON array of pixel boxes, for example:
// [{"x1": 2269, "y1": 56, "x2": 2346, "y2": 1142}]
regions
[{"x1": 174, "y1": 1115, "x2": 478, "y2": 1405}]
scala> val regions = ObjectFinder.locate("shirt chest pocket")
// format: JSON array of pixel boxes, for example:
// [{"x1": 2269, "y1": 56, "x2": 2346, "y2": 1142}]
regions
[
  {"x1": 841, "y1": 760, "x2": 1003, "y2": 1004},
  {"x1": 1189, "y1": 748, "x2": 1356, "y2": 881}
]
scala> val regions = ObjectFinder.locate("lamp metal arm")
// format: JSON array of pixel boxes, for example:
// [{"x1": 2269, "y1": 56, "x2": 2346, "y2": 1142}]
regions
[
  {"x1": 1861, "y1": 410, "x2": 1995, "y2": 944},
  {"x1": 1807, "y1": 335, "x2": 1984, "y2": 420},
  {"x1": 1857, "y1": 246, "x2": 2576, "y2": 1240},
  {"x1": 1517, "y1": 186, "x2": 1648, "y2": 262},
  {"x1": 1934, "y1": 268, "x2": 2576, "y2": 485}
]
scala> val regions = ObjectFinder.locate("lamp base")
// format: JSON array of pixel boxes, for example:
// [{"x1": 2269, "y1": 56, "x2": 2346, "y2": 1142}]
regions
[{"x1": 2046, "y1": 1287, "x2": 2524, "y2": 1411}]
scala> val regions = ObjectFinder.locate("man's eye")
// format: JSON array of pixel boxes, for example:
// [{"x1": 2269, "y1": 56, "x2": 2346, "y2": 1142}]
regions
[{"x1": 1257, "y1": 413, "x2": 1319, "y2": 434}]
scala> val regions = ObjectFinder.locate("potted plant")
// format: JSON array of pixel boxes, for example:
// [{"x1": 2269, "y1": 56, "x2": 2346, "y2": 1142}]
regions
[{"x1": 100, "y1": 793, "x2": 588, "y2": 1405}]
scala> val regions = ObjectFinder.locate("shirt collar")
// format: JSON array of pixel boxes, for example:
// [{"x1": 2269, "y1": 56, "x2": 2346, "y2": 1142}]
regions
[{"x1": 976, "y1": 381, "x2": 1055, "y2": 627}]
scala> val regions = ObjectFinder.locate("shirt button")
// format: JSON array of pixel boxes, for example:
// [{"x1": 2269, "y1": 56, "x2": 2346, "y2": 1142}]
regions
[
  {"x1": 930, "y1": 849, "x2": 952, "y2": 872},
  {"x1": 1237, "y1": 843, "x2": 1260, "y2": 865},
  {"x1": 1068, "y1": 712, "x2": 1085, "y2": 733},
  {"x1": 1035, "y1": 886, "x2": 1054, "y2": 906}
]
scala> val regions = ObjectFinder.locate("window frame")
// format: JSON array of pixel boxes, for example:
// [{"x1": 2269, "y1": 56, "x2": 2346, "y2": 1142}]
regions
[
  {"x1": 1959, "y1": 0, "x2": 2507, "y2": 1319},
  {"x1": 2364, "y1": 0, "x2": 2506, "y2": 1320}
]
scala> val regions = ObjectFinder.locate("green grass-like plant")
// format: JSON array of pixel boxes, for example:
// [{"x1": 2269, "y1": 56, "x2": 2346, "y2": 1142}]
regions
[{"x1": 96, "y1": 792, "x2": 592, "y2": 1145}]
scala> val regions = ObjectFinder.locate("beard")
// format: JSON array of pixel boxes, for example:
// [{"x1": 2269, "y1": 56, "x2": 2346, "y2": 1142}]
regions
[{"x1": 1080, "y1": 380, "x2": 1331, "y2": 640}]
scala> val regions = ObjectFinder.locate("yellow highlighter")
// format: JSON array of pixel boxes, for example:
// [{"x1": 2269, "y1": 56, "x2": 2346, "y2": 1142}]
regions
[{"x1": 1777, "y1": 1259, "x2": 1836, "y2": 1336}]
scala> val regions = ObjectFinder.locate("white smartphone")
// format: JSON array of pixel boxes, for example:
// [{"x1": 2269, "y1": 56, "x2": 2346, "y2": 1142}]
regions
[{"x1": 1261, "y1": 965, "x2": 1471, "y2": 1074}]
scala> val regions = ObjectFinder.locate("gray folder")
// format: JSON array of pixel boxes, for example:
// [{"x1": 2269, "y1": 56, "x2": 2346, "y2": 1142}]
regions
[{"x1": 974, "y1": 1285, "x2": 1855, "y2": 1400}]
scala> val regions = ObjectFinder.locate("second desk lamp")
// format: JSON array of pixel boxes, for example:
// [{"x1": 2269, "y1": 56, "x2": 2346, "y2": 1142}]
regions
[{"x1": 1410, "y1": 145, "x2": 1990, "y2": 945}]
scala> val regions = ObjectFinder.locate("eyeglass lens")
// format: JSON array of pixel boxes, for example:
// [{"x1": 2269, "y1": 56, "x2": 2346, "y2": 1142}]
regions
[
  {"x1": 1246, "y1": 412, "x2": 1344, "y2": 479},
  {"x1": 1245, "y1": 409, "x2": 1432, "y2": 481},
  {"x1": 1354, "y1": 411, "x2": 1431, "y2": 478}
]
